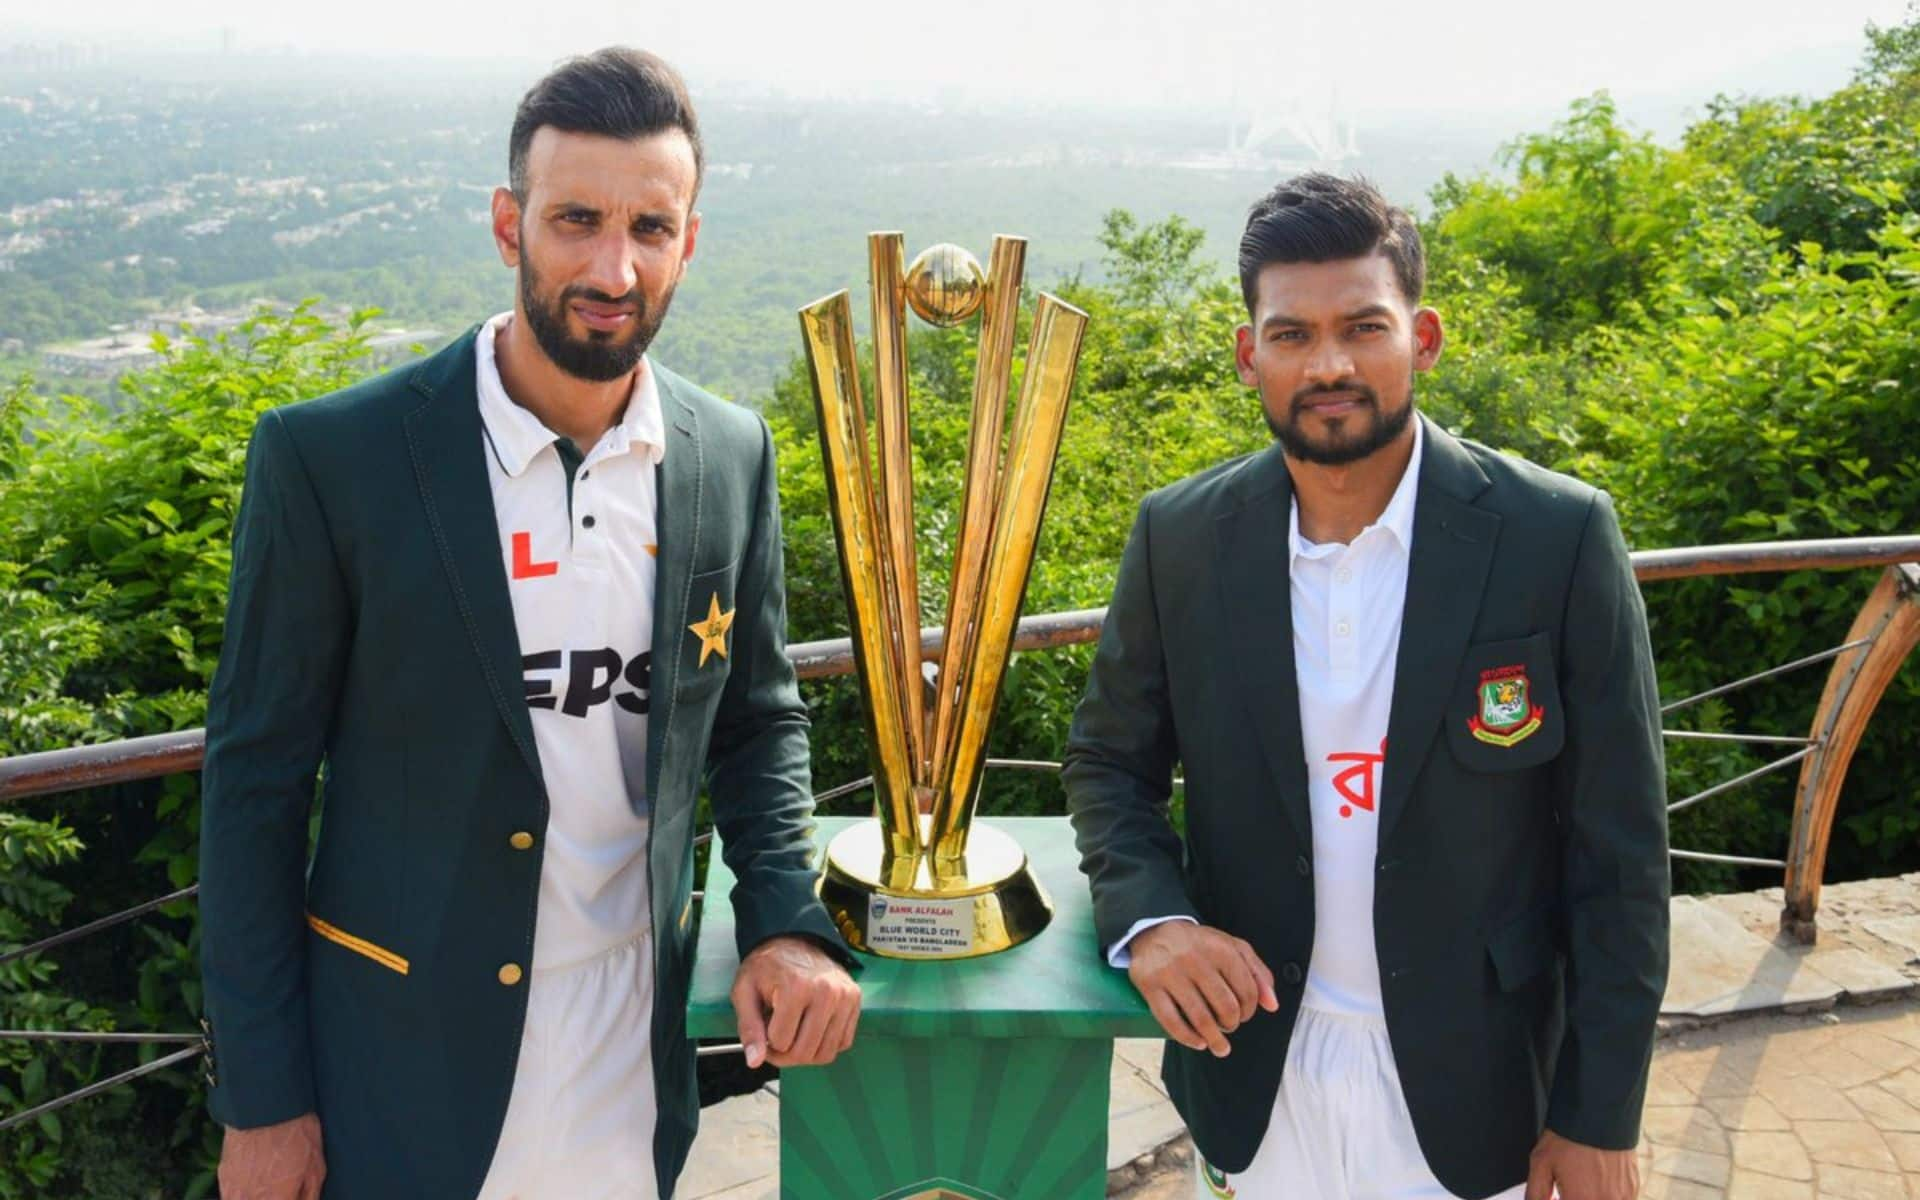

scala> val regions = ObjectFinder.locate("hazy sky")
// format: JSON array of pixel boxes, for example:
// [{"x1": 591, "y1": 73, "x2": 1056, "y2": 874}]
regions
[{"x1": 6, "y1": 0, "x2": 1913, "y2": 119}]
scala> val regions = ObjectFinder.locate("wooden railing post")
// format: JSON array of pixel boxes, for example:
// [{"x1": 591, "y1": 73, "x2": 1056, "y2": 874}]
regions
[{"x1": 1781, "y1": 563, "x2": 1920, "y2": 943}]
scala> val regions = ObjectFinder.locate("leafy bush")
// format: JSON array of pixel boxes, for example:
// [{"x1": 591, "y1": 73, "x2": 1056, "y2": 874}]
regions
[{"x1": 0, "y1": 308, "x2": 379, "y2": 1197}]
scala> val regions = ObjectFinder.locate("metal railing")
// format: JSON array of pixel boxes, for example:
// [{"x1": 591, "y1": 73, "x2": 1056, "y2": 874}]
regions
[{"x1": 1, "y1": 533, "x2": 1917, "y2": 1130}]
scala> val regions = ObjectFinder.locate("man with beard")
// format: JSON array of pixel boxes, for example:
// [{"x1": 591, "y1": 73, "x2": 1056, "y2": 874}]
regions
[
  {"x1": 1063, "y1": 174, "x2": 1668, "y2": 1200},
  {"x1": 198, "y1": 48, "x2": 860, "y2": 1200}
]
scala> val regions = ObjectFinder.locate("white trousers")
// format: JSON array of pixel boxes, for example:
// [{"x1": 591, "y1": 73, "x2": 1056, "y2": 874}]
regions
[
  {"x1": 1195, "y1": 1006, "x2": 1527, "y2": 1200},
  {"x1": 477, "y1": 932, "x2": 658, "y2": 1200}
]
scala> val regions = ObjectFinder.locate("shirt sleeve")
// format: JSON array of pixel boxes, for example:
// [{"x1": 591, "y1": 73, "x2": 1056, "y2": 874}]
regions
[{"x1": 1106, "y1": 914, "x2": 1201, "y2": 968}]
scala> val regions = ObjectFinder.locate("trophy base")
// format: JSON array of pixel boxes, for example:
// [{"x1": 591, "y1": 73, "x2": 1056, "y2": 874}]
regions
[{"x1": 818, "y1": 819, "x2": 1053, "y2": 959}]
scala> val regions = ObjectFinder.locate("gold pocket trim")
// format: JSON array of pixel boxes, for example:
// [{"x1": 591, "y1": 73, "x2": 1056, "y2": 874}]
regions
[{"x1": 307, "y1": 914, "x2": 410, "y2": 976}]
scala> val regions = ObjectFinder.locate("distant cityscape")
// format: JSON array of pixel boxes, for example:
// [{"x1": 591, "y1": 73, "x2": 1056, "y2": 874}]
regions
[
  {"x1": 39, "y1": 303, "x2": 440, "y2": 379},
  {"x1": 0, "y1": 47, "x2": 1517, "y2": 398}
]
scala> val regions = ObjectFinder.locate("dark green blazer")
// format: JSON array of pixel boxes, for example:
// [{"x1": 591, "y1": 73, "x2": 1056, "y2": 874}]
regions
[
  {"x1": 1062, "y1": 417, "x2": 1670, "y2": 1199},
  {"x1": 198, "y1": 331, "x2": 844, "y2": 1198}
]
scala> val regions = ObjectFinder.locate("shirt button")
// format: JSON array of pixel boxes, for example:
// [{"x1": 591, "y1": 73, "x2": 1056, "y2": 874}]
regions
[
  {"x1": 1295, "y1": 855, "x2": 1311, "y2": 877},
  {"x1": 579, "y1": 470, "x2": 590, "y2": 481},
  {"x1": 498, "y1": 963, "x2": 524, "y2": 986},
  {"x1": 509, "y1": 831, "x2": 535, "y2": 851},
  {"x1": 1334, "y1": 620, "x2": 1352, "y2": 638},
  {"x1": 1335, "y1": 566, "x2": 1352, "y2": 584},
  {"x1": 582, "y1": 514, "x2": 596, "y2": 529},
  {"x1": 1281, "y1": 962, "x2": 1304, "y2": 985}
]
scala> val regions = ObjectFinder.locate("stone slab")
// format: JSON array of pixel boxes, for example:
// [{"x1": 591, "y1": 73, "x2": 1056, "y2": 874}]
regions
[
  {"x1": 1862, "y1": 915, "x2": 1920, "y2": 959},
  {"x1": 1115, "y1": 1037, "x2": 1168, "y2": 1092},
  {"x1": 1687, "y1": 894, "x2": 1914, "y2": 1005},
  {"x1": 1802, "y1": 946, "x2": 1917, "y2": 1004},
  {"x1": 1109, "y1": 1060, "x2": 1188, "y2": 1170},
  {"x1": 1704, "y1": 891, "x2": 1787, "y2": 937},
  {"x1": 1664, "y1": 897, "x2": 1845, "y2": 1018},
  {"x1": 680, "y1": 1086, "x2": 780, "y2": 1199}
]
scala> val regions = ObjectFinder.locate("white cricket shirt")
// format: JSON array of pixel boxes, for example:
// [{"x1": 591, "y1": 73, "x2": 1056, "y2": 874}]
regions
[
  {"x1": 1290, "y1": 417, "x2": 1421, "y2": 1016},
  {"x1": 476, "y1": 312, "x2": 663, "y2": 970},
  {"x1": 1110, "y1": 419, "x2": 1425, "y2": 1023}
]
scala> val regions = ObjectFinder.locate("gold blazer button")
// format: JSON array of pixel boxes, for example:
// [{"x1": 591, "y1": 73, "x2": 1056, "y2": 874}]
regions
[
  {"x1": 498, "y1": 963, "x2": 524, "y2": 986},
  {"x1": 509, "y1": 831, "x2": 535, "y2": 851}
]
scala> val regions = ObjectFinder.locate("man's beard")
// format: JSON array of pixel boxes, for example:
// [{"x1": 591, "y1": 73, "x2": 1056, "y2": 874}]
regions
[
  {"x1": 1265, "y1": 379, "x2": 1415, "y2": 466},
  {"x1": 518, "y1": 255, "x2": 674, "y2": 383}
]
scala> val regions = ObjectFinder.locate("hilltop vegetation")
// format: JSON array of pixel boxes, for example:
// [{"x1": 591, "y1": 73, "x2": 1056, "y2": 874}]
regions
[{"x1": 0, "y1": 13, "x2": 1917, "y2": 1194}]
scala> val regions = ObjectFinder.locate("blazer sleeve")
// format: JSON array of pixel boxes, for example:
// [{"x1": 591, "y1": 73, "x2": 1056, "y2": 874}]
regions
[
  {"x1": 1545, "y1": 490, "x2": 1671, "y2": 1149},
  {"x1": 199, "y1": 409, "x2": 350, "y2": 1129},
  {"x1": 1062, "y1": 498, "x2": 1199, "y2": 955},
  {"x1": 703, "y1": 417, "x2": 854, "y2": 968}
]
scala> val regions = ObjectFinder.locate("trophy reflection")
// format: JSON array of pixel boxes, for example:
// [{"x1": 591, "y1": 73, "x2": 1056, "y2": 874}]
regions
[{"x1": 800, "y1": 234, "x2": 1087, "y2": 959}]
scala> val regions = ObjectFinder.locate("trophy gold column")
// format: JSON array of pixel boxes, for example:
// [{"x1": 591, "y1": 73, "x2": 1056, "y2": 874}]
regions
[{"x1": 800, "y1": 233, "x2": 1088, "y2": 959}]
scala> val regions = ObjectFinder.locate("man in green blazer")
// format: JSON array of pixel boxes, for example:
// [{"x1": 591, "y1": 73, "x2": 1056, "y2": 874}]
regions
[
  {"x1": 199, "y1": 49, "x2": 859, "y2": 1199},
  {"x1": 1064, "y1": 175, "x2": 1668, "y2": 1200}
]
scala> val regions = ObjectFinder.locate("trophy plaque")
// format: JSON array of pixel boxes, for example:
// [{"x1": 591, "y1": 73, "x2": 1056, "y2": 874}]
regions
[{"x1": 800, "y1": 233, "x2": 1088, "y2": 959}]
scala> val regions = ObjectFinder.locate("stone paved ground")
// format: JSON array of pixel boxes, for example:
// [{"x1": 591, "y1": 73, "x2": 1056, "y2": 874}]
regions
[
  {"x1": 688, "y1": 874, "x2": 1920, "y2": 1199},
  {"x1": 1113, "y1": 868, "x2": 1920, "y2": 1200},
  {"x1": 1637, "y1": 1003, "x2": 1920, "y2": 1199},
  {"x1": 1114, "y1": 1000, "x2": 1920, "y2": 1198}
]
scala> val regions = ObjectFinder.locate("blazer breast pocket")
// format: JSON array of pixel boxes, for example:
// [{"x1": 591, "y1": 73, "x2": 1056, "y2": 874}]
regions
[
  {"x1": 678, "y1": 560, "x2": 740, "y2": 700},
  {"x1": 1444, "y1": 631, "x2": 1564, "y2": 773}
]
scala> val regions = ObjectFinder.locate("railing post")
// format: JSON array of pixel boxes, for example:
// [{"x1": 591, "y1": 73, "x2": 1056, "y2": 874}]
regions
[{"x1": 1781, "y1": 563, "x2": 1920, "y2": 943}]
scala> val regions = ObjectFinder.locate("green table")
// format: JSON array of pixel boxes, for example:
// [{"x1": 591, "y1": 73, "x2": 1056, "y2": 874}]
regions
[{"x1": 689, "y1": 816, "x2": 1164, "y2": 1200}]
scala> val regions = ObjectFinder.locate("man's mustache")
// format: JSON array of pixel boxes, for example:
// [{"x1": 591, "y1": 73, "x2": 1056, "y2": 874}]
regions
[
  {"x1": 563, "y1": 285, "x2": 646, "y2": 311},
  {"x1": 1290, "y1": 381, "x2": 1379, "y2": 411}
]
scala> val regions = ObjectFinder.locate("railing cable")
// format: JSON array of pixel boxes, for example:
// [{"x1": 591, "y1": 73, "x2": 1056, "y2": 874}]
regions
[
  {"x1": 1670, "y1": 849, "x2": 1789, "y2": 869},
  {"x1": 0, "y1": 885, "x2": 198, "y2": 970},
  {"x1": 0, "y1": 1031, "x2": 203, "y2": 1044},
  {"x1": 1663, "y1": 730, "x2": 1816, "y2": 747},
  {"x1": 1661, "y1": 638, "x2": 1873, "y2": 714},
  {"x1": 0, "y1": 1045, "x2": 203, "y2": 1134},
  {"x1": 1666, "y1": 746, "x2": 1820, "y2": 815},
  {"x1": 813, "y1": 775, "x2": 876, "y2": 804}
]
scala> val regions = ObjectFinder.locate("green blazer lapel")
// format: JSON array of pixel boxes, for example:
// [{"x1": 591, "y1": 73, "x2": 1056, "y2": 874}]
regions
[
  {"x1": 1214, "y1": 443, "x2": 1312, "y2": 846},
  {"x1": 402, "y1": 332, "x2": 545, "y2": 786},
  {"x1": 646, "y1": 372, "x2": 702, "y2": 805},
  {"x1": 1377, "y1": 416, "x2": 1500, "y2": 848}
]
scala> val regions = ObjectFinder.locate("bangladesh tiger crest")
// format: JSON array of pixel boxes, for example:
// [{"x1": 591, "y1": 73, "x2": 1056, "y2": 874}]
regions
[{"x1": 1469, "y1": 664, "x2": 1545, "y2": 747}]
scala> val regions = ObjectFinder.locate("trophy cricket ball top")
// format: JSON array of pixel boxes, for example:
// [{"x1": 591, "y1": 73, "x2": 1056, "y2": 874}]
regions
[{"x1": 474, "y1": 312, "x2": 665, "y2": 970}]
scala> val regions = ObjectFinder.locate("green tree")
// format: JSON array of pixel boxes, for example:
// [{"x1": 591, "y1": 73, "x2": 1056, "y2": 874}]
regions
[
  {"x1": 1429, "y1": 94, "x2": 1696, "y2": 339},
  {"x1": 0, "y1": 307, "x2": 381, "y2": 1197}
]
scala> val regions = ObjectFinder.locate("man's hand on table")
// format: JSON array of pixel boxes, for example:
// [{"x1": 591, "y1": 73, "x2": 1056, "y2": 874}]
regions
[
  {"x1": 1128, "y1": 921, "x2": 1279, "y2": 1057},
  {"x1": 730, "y1": 934, "x2": 862, "y2": 1069}
]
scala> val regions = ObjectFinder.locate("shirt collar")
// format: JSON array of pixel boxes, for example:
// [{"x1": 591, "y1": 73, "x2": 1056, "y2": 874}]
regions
[
  {"x1": 1287, "y1": 414, "x2": 1425, "y2": 562},
  {"x1": 474, "y1": 311, "x2": 668, "y2": 478}
]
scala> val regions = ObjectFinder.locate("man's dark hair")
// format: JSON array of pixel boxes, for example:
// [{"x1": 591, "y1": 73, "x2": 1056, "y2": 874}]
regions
[
  {"x1": 509, "y1": 47, "x2": 703, "y2": 202},
  {"x1": 1238, "y1": 173, "x2": 1424, "y2": 314}
]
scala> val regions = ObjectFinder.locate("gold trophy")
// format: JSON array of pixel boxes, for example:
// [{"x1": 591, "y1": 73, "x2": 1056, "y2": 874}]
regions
[{"x1": 801, "y1": 233, "x2": 1088, "y2": 959}]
